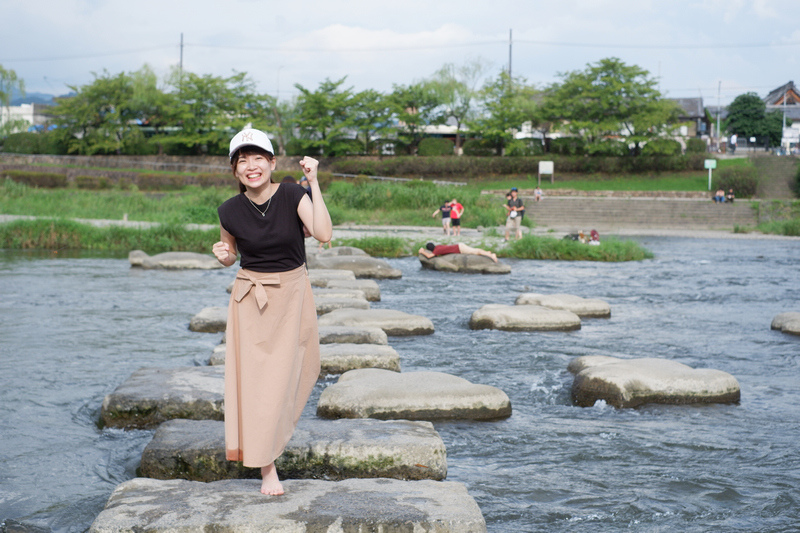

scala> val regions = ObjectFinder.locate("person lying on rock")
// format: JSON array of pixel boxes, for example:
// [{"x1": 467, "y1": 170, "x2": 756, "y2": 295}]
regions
[{"x1": 418, "y1": 242, "x2": 498, "y2": 262}]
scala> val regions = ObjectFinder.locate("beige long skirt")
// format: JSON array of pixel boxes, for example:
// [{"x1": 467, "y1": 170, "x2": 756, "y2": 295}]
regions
[{"x1": 224, "y1": 265, "x2": 320, "y2": 468}]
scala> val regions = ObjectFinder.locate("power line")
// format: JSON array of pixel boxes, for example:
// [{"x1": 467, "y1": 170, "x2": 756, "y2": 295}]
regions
[
  {"x1": 516, "y1": 39, "x2": 800, "y2": 50},
  {"x1": 2, "y1": 45, "x2": 175, "y2": 63}
]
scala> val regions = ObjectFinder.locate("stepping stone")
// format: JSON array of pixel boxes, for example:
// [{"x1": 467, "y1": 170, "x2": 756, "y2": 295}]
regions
[
  {"x1": 189, "y1": 306, "x2": 226, "y2": 333},
  {"x1": 325, "y1": 279, "x2": 381, "y2": 301},
  {"x1": 313, "y1": 287, "x2": 368, "y2": 300},
  {"x1": 317, "y1": 368, "x2": 511, "y2": 421},
  {"x1": 129, "y1": 250, "x2": 223, "y2": 270},
  {"x1": 308, "y1": 255, "x2": 402, "y2": 279},
  {"x1": 515, "y1": 293, "x2": 611, "y2": 318},
  {"x1": 318, "y1": 309, "x2": 434, "y2": 336},
  {"x1": 320, "y1": 343, "x2": 400, "y2": 376},
  {"x1": 308, "y1": 268, "x2": 356, "y2": 287},
  {"x1": 318, "y1": 326, "x2": 388, "y2": 345},
  {"x1": 209, "y1": 333, "x2": 392, "y2": 367},
  {"x1": 90, "y1": 478, "x2": 486, "y2": 533},
  {"x1": 419, "y1": 254, "x2": 511, "y2": 274},
  {"x1": 315, "y1": 296, "x2": 370, "y2": 315},
  {"x1": 139, "y1": 418, "x2": 446, "y2": 482},
  {"x1": 771, "y1": 312, "x2": 800, "y2": 336},
  {"x1": 469, "y1": 304, "x2": 581, "y2": 331},
  {"x1": 209, "y1": 344, "x2": 226, "y2": 366},
  {"x1": 568, "y1": 355, "x2": 741, "y2": 408},
  {"x1": 100, "y1": 366, "x2": 223, "y2": 429}
]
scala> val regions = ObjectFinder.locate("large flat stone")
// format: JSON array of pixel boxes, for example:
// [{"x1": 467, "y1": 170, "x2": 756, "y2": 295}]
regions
[
  {"x1": 469, "y1": 304, "x2": 581, "y2": 331},
  {"x1": 318, "y1": 326, "x2": 388, "y2": 345},
  {"x1": 100, "y1": 366, "x2": 223, "y2": 429},
  {"x1": 515, "y1": 293, "x2": 611, "y2": 318},
  {"x1": 419, "y1": 253, "x2": 511, "y2": 274},
  {"x1": 569, "y1": 356, "x2": 741, "y2": 408},
  {"x1": 315, "y1": 296, "x2": 370, "y2": 315},
  {"x1": 318, "y1": 308, "x2": 434, "y2": 336},
  {"x1": 90, "y1": 478, "x2": 486, "y2": 533},
  {"x1": 308, "y1": 255, "x2": 402, "y2": 279},
  {"x1": 129, "y1": 250, "x2": 223, "y2": 270},
  {"x1": 140, "y1": 418, "x2": 446, "y2": 481},
  {"x1": 188, "y1": 306, "x2": 226, "y2": 333},
  {"x1": 325, "y1": 279, "x2": 381, "y2": 301},
  {"x1": 308, "y1": 268, "x2": 356, "y2": 287},
  {"x1": 771, "y1": 311, "x2": 800, "y2": 336},
  {"x1": 312, "y1": 287, "x2": 368, "y2": 300},
  {"x1": 317, "y1": 368, "x2": 512, "y2": 421},
  {"x1": 320, "y1": 343, "x2": 400, "y2": 376}
]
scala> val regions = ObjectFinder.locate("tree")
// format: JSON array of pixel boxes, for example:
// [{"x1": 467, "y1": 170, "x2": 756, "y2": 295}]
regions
[
  {"x1": 431, "y1": 59, "x2": 489, "y2": 153},
  {"x1": 294, "y1": 77, "x2": 356, "y2": 156},
  {"x1": 725, "y1": 92, "x2": 784, "y2": 147},
  {"x1": 0, "y1": 64, "x2": 27, "y2": 137},
  {"x1": 541, "y1": 57, "x2": 680, "y2": 152},
  {"x1": 390, "y1": 81, "x2": 445, "y2": 154},
  {"x1": 165, "y1": 69, "x2": 256, "y2": 155},
  {"x1": 351, "y1": 89, "x2": 395, "y2": 154},
  {"x1": 129, "y1": 65, "x2": 181, "y2": 154},
  {"x1": 50, "y1": 70, "x2": 139, "y2": 154},
  {"x1": 468, "y1": 71, "x2": 532, "y2": 155}
]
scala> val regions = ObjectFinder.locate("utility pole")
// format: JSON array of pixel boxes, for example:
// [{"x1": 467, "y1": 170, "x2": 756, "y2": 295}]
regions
[
  {"x1": 179, "y1": 33, "x2": 184, "y2": 94},
  {"x1": 716, "y1": 81, "x2": 721, "y2": 152},
  {"x1": 508, "y1": 29, "x2": 512, "y2": 79}
]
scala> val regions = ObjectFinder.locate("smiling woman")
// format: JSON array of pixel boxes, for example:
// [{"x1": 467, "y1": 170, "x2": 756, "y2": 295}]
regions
[{"x1": 211, "y1": 128, "x2": 332, "y2": 496}]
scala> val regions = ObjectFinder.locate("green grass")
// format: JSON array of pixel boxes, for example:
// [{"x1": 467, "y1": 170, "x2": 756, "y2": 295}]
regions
[
  {"x1": 498, "y1": 235, "x2": 654, "y2": 261},
  {"x1": 331, "y1": 236, "x2": 414, "y2": 257},
  {"x1": 0, "y1": 219, "x2": 218, "y2": 253}
]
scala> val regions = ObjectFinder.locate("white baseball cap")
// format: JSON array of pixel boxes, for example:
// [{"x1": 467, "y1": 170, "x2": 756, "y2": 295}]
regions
[{"x1": 228, "y1": 128, "x2": 274, "y2": 159}]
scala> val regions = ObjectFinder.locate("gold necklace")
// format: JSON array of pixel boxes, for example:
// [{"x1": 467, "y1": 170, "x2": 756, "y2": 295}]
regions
[{"x1": 245, "y1": 187, "x2": 273, "y2": 217}]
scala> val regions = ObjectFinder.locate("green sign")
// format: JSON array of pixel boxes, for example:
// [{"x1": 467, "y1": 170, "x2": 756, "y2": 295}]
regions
[{"x1": 704, "y1": 159, "x2": 717, "y2": 169}]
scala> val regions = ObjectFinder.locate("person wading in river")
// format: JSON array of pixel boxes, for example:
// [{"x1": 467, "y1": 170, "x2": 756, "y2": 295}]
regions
[{"x1": 212, "y1": 128, "x2": 332, "y2": 496}]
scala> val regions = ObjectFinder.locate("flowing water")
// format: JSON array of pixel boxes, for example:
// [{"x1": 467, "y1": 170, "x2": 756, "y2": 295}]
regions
[{"x1": 1, "y1": 236, "x2": 799, "y2": 532}]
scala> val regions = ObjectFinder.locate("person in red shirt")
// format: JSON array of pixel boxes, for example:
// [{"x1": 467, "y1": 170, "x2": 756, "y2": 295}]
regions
[
  {"x1": 449, "y1": 199, "x2": 464, "y2": 236},
  {"x1": 418, "y1": 242, "x2": 497, "y2": 262}
]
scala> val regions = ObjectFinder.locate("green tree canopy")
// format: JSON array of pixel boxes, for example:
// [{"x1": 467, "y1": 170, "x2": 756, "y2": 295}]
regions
[
  {"x1": 541, "y1": 57, "x2": 680, "y2": 150},
  {"x1": 468, "y1": 71, "x2": 534, "y2": 155},
  {"x1": 725, "y1": 92, "x2": 784, "y2": 146},
  {"x1": 390, "y1": 81, "x2": 445, "y2": 154},
  {"x1": 431, "y1": 59, "x2": 488, "y2": 152},
  {"x1": 351, "y1": 89, "x2": 395, "y2": 154},
  {"x1": 294, "y1": 77, "x2": 356, "y2": 156}
]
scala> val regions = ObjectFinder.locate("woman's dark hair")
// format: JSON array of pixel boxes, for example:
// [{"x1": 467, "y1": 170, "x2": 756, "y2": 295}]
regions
[
  {"x1": 426, "y1": 242, "x2": 436, "y2": 251},
  {"x1": 231, "y1": 146, "x2": 275, "y2": 193}
]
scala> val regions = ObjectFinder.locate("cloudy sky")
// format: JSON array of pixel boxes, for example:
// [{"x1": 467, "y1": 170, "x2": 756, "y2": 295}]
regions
[{"x1": 3, "y1": 0, "x2": 799, "y2": 106}]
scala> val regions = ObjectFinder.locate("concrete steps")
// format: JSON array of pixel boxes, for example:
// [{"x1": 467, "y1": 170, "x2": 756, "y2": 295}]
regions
[{"x1": 520, "y1": 196, "x2": 758, "y2": 232}]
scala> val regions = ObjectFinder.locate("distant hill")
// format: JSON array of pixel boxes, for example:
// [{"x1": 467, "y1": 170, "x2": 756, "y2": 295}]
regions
[{"x1": 8, "y1": 88, "x2": 73, "y2": 106}]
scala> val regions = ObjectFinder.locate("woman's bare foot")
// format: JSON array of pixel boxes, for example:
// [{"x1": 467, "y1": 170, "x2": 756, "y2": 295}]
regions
[{"x1": 260, "y1": 463, "x2": 284, "y2": 495}]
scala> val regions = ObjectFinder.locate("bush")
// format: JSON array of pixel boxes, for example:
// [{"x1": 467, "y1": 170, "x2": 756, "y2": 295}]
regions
[
  {"x1": 2, "y1": 170, "x2": 67, "y2": 188},
  {"x1": 587, "y1": 140, "x2": 629, "y2": 157},
  {"x1": 75, "y1": 175, "x2": 111, "y2": 189},
  {"x1": 685, "y1": 138, "x2": 707, "y2": 154},
  {"x1": 505, "y1": 139, "x2": 545, "y2": 157},
  {"x1": 549, "y1": 137, "x2": 586, "y2": 156},
  {"x1": 794, "y1": 159, "x2": 800, "y2": 198},
  {"x1": 136, "y1": 173, "x2": 187, "y2": 191},
  {"x1": 714, "y1": 164, "x2": 759, "y2": 198},
  {"x1": 1, "y1": 131, "x2": 68, "y2": 154},
  {"x1": 641, "y1": 138, "x2": 682, "y2": 156},
  {"x1": 462, "y1": 138, "x2": 495, "y2": 156},
  {"x1": 417, "y1": 138, "x2": 454, "y2": 156}
]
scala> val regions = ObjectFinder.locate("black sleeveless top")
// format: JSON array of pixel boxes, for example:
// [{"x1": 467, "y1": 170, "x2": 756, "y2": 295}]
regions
[{"x1": 217, "y1": 183, "x2": 307, "y2": 272}]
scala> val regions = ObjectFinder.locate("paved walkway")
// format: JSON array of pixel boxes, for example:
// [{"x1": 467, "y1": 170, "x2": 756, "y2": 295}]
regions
[{"x1": 2, "y1": 215, "x2": 797, "y2": 245}]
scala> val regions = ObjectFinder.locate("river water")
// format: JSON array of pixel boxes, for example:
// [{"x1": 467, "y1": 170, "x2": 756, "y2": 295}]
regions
[{"x1": 1, "y1": 236, "x2": 799, "y2": 532}]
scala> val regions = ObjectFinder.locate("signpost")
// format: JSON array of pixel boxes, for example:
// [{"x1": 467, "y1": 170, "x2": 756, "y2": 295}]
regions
[
  {"x1": 704, "y1": 159, "x2": 717, "y2": 191},
  {"x1": 538, "y1": 161, "x2": 554, "y2": 186}
]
